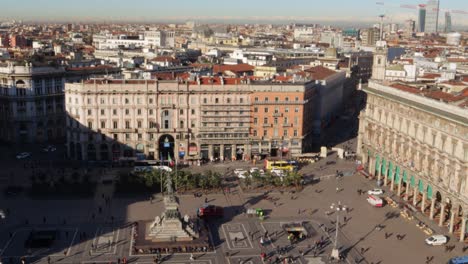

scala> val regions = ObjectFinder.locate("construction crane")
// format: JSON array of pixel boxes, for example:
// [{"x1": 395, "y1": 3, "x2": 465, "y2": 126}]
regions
[{"x1": 376, "y1": 1, "x2": 468, "y2": 15}]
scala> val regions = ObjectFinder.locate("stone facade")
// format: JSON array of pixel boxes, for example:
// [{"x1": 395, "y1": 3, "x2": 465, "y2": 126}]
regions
[
  {"x1": 357, "y1": 80, "x2": 468, "y2": 241},
  {"x1": 64, "y1": 77, "x2": 330, "y2": 162},
  {"x1": 0, "y1": 63, "x2": 67, "y2": 143}
]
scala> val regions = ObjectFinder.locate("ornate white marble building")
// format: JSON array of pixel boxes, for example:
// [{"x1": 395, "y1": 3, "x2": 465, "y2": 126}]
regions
[{"x1": 357, "y1": 80, "x2": 468, "y2": 242}]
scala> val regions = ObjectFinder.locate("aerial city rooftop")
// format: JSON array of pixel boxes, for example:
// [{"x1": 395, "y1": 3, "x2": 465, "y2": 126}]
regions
[{"x1": 0, "y1": 0, "x2": 467, "y2": 263}]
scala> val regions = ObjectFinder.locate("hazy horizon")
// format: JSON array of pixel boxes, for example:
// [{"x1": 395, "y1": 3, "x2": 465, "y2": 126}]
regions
[{"x1": 2, "y1": 0, "x2": 468, "y2": 26}]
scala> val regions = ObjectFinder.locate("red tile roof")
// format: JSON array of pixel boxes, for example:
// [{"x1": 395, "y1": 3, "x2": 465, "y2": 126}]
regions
[
  {"x1": 389, "y1": 83, "x2": 422, "y2": 94},
  {"x1": 212, "y1": 64, "x2": 254, "y2": 74},
  {"x1": 304, "y1": 66, "x2": 337, "y2": 80},
  {"x1": 420, "y1": 73, "x2": 441, "y2": 79}
]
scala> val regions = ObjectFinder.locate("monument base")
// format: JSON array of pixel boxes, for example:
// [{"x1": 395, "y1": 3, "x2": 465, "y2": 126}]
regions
[{"x1": 133, "y1": 220, "x2": 212, "y2": 255}]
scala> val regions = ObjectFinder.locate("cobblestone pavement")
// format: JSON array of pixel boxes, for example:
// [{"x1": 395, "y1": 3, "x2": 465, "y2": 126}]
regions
[{"x1": 1, "y1": 152, "x2": 466, "y2": 264}]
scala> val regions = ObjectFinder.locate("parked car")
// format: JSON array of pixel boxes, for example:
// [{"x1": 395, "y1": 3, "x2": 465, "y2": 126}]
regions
[
  {"x1": 271, "y1": 168, "x2": 285, "y2": 177},
  {"x1": 425, "y1": 235, "x2": 447, "y2": 246},
  {"x1": 249, "y1": 167, "x2": 264, "y2": 174},
  {"x1": 234, "y1": 169, "x2": 248, "y2": 178},
  {"x1": 197, "y1": 204, "x2": 224, "y2": 218},
  {"x1": 42, "y1": 145, "x2": 57, "y2": 152},
  {"x1": 16, "y1": 152, "x2": 31, "y2": 159},
  {"x1": 367, "y1": 188, "x2": 384, "y2": 195},
  {"x1": 367, "y1": 195, "x2": 383, "y2": 207}
]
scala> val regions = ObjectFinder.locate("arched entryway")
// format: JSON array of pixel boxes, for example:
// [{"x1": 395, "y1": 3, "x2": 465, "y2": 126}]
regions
[
  {"x1": 158, "y1": 134, "x2": 175, "y2": 161},
  {"x1": 87, "y1": 144, "x2": 97, "y2": 161},
  {"x1": 112, "y1": 144, "x2": 121, "y2": 161},
  {"x1": 76, "y1": 143, "x2": 82, "y2": 160},
  {"x1": 69, "y1": 142, "x2": 75, "y2": 159},
  {"x1": 100, "y1": 144, "x2": 109, "y2": 161}
]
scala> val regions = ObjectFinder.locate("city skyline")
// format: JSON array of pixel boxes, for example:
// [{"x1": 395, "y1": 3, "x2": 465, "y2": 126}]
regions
[{"x1": 2, "y1": 0, "x2": 468, "y2": 26}]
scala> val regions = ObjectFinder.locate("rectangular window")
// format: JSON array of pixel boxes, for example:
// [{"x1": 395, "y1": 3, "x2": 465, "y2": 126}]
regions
[
  {"x1": 254, "y1": 107, "x2": 258, "y2": 113},
  {"x1": 125, "y1": 134, "x2": 130, "y2": 140},
  {"x1": 137, "y1": 121, "x2": 142, "y2": 128},
  {"x1": 113, "y1": 121, "x2": 118, "y2": 129},
  {"x1": 101, "y1": 121, "x2": 105, "y2": 128},
  {"x1": 164, "y1": 120, "x2": 169, "y2": 129},
  {"x1": 240, "y1": 98, "x2": 244, "y2": 103},
  {"x1": 179, "y1": 120, "x2": 184, "y2": 128},
  {"x1": 263, "y1": 130, "x2": 267, "y2": 136},
  {"x1": 264, "y1": 97, "x2": 269, "y2": 102},
  {"x1": 253, "y1": 130, "x2": 257, "y2": 136},
  {"x1": 180, "y1": 109, "x2": 184, "y2": 115},
  {"x1": 274, "y1": 117, "x2": 278, "y2": 125},
  {"x1": 275, "y1": 97, "x2": 279, "y2": 102},
  {"x1": 285, "y1": 107, "x2": 289, "y2": 113},
  {"x1": 113, "y1": 134, "x2": 118, "y2": 140},
  {"x1": 191, "y1": 109, "x2": 195, "y2": 115},
  {"x1": 149, "y1": 98, "x2": 153, "y2": 104},
  {"x1": 125, "y1": 109, "x2": 129, "y2": 115},
  {"x1": 264, "y1": 107, "x2": 269, "y2": 113},
  {"x1": 100, "y1": 98, "x2": 105, "y2": 104},
  {"x1": 101, "y1": 109, "x2": 105, "y2": 115},
  {"x1": 191, "y1": 120, "x2": 196, "y2": 128},
  {"x1": 254, "y1": 97, "x2": 259, "y2": 102},
  {"x1": 294, "y1": 130, "x2": 298, "y2": 136},
  {"x1": 149, "y1": 109, "x2": 153, "y2": 115},
  {"x1": 283, "y1": 129, "x2": 288, "y2": 136},
  {"x1": 125, "y1": 121, "x2": 130, "y2": 129},
  {"x1": 253, "y1": 118, "x2": 258, "y2": 124},
  {"x1": 137, "y1": 109, "x2": 142, "y2": 115},
  {"x1": 138, "y1": 133, "x2": 142, "y2": 140},
  {"x1": 295, "y1": 107, "x2": 299, "y2": 113},
  {"x1": 87, "y1": 109, "x2": 92, "y2": 115},
  {"x1": 113, "y1": 109, "x2": 117, "y2": 115},
  {"x1": 263, "y1": 117, "x2": 268, "y2": 124}
]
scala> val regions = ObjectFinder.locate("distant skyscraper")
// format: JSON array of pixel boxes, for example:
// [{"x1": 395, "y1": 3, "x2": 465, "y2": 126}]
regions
[
  {"x1": 444, "y1": 11, "x2": 452, "y2": 32},
  {"x1": 405, "y1": 19, "x2": 416, "y2": 37},
  {"x1": 417, "y1": 4, "x2": 426, "y2": 32},
  {"x1": 425, "y1": 0, "x2": 440, "y2": 33}
]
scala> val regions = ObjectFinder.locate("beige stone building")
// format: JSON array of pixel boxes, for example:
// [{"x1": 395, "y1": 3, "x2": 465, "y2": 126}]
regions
[
  {"x1": 65, "y1": 77, "x2": 325, "y2": 163},
  {"x1": 357, "y1": 80, "x2": 468, "y2": 242}
]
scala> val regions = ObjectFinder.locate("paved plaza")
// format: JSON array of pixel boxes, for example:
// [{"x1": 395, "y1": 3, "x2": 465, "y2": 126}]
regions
[{"x1": 1, "y1": 143, "x2": 467, "y2": 263}]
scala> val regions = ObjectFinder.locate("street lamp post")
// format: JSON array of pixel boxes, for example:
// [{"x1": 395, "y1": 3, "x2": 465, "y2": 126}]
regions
[{"x1": 330, "y1": 201, "x2": 347, "y2": 260}]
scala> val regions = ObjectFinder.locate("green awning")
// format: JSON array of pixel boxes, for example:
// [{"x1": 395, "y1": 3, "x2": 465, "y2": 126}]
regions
[
  {"x1": 410, "y1": 175, "x2": 416, "y2": 187},
  {"x1": 381, "y1": 158, "x2": 387, "y2": 176},
  {"x1": 395, "y1": 166, "x2": 401, "y2": 184},
  {"x1": 418, "y1": 179, "x2": 424, "y2": 193},
  {"x1": 403, "y1": 170, "x2": 408, "y2": 183},
  {"x1": 388, "y1": 162, "x2": 394, "y2": 180},
  {"x1": 375, "y1": 155, "x2": 381, "y2": 173},
  {"x1": 427, "y1": 185, "x2": 433, "y2": 199}
]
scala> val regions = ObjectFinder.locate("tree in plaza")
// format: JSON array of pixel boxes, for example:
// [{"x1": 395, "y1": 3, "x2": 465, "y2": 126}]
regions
[
  {"x1": 199, "y1": 173, "x2": 209, "y2": 190},
  {"x1": 288, "y1": 171, "x2": 302, "y2": 190},
  {"x1": 208, "y1": 171, "x2": 222, "y2": 189}
]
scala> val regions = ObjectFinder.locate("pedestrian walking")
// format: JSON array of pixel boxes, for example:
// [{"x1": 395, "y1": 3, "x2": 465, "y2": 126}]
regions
[
  {"x1": 189, "y1": 253, "x2": 194, "y2": 261},
  {"x1": 204, "y1": 197, "x2": 208, "y2": 203},
  {"x1": 360, "y1": 247, "x2": 365, "y2": 254},
  {"x1": 47, "y1": 256, "x2": 51, "y2": 264}
]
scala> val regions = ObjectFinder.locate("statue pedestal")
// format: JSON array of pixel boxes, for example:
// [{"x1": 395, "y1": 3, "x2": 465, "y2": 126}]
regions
[{"x1": 147, "y1": 195, "x2": 198, "y2": 242}]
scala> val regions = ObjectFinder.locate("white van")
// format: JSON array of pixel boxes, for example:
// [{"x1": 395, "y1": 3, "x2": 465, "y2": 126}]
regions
[{"x1": 425, "y1": 235, "x2": 447, "y2": 246}]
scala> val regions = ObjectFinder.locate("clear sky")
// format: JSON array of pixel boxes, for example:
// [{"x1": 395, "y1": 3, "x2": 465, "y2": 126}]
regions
[{"x1": 2, "y1": 0, "x2": 467, "y2": 25}]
